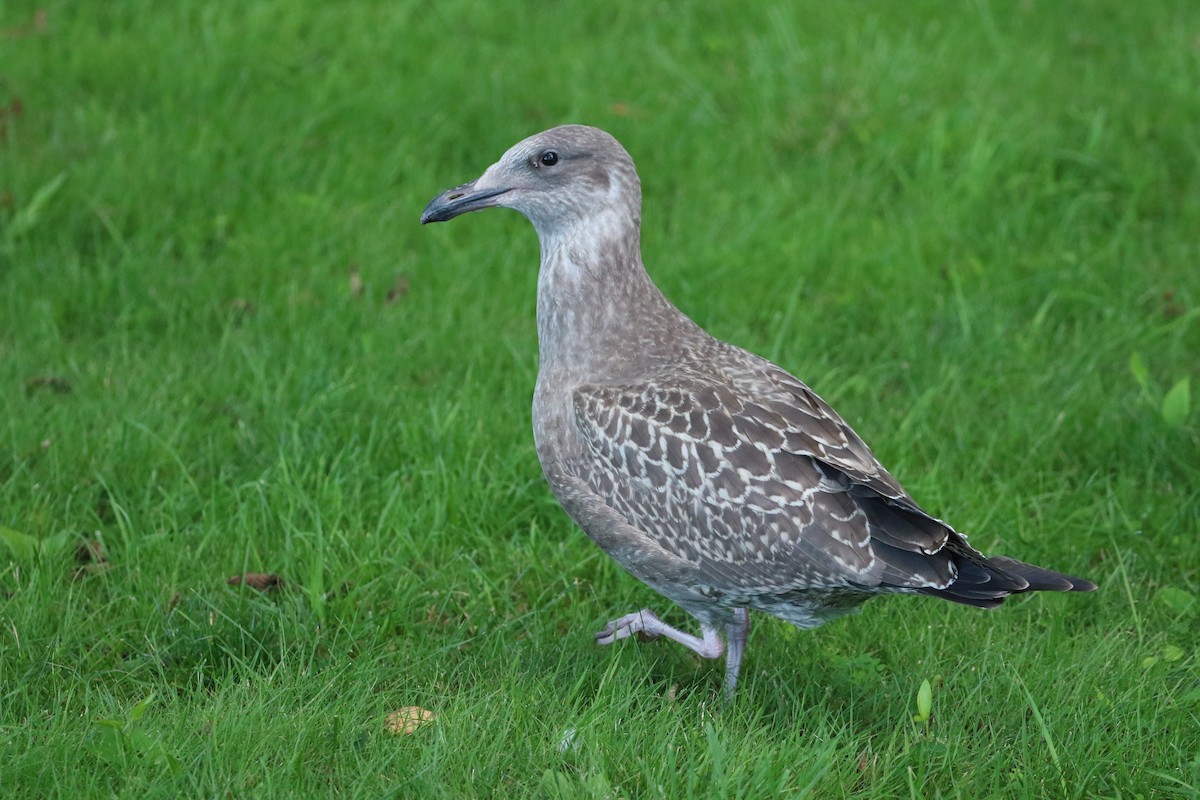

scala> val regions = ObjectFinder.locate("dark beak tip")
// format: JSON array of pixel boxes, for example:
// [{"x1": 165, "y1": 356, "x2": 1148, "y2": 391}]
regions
[
  {"x1": 419, "y1": 183, "x2": 509, "y2": 227},
  {"x1": 419, "y1": 192, "x2": 457, "y2": 225}
]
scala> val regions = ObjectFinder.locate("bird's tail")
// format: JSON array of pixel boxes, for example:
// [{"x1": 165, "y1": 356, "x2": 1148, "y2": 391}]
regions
[{"x1": 919, "y1": 547, "x2": 1097, "y2": 608}]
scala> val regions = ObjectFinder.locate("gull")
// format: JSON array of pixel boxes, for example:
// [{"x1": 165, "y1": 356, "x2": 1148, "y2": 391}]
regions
[{"x1": 421, "y1": 125, "x2": 1095, "y2": 698}]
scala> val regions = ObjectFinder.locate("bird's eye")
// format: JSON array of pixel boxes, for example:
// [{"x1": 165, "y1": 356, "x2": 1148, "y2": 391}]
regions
[{"x1": 539, "y1": 150, "x2": 559, "y2": 167}]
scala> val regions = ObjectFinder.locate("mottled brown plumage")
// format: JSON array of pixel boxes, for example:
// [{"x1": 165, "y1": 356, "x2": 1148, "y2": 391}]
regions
[{"x1": 421, "y1": 125, "x2": 1095, "y2": 698}]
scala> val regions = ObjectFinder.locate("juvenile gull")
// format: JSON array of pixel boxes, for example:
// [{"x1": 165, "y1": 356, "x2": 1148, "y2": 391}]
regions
[{"x1": 421, "y1": 125, "x2": 1095, "y2": 698}]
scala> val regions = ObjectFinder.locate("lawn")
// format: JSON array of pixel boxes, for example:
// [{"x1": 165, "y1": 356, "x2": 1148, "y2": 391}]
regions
[{"x1": 2, "y1": 0, "x2": 1199, "y2": 797}]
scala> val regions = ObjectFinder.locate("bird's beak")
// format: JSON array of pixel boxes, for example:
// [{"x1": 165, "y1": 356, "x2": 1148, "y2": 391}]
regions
[{"x1": 420, "y1": 181, "x2": 509, "y2": 224}]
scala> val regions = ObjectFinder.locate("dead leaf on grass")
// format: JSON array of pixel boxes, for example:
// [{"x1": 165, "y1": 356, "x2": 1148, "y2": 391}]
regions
[
  {"x1": 385, "y1": 706, "x2": 436, "y2": 735},
  {"x1": 0, "y1": 98, "x2": 24, "y2": 142},
  {"x1": 2, "y1": 10, "x2": 47, "y2": 40},
  {"x1": 75, "y1": 538, "x2": 106, "y2": 564},
  {"x1": 24, "y1": 375, "x2": 72, "y2": 396},
  {"x1": 227, "y1": 573, "x2": 284, "y2": 592},
  {"x1": 70, "y1": 535, "x2": 111, "y2": 580},
  {"x1": 228, "y1": 297, "x2": 256, "y2": 321},
  {"x1": 386, "y1": 275, "x2": 410, "y2": 304},
  {"x1": 1162, "y1": 289, "x2": 1185, "y2": 320}
]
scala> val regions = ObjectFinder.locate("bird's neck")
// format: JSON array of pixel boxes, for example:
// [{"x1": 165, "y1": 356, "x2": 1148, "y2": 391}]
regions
[{"x1": 534, "y1": 213, "x2": 691, "y2": 381}]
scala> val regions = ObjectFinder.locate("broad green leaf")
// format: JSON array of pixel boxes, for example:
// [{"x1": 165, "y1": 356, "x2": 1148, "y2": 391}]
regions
[
  {"x1": 539, "y1": 769, "x2": 576, "y2": 799},
  {"x1": 129, "y1": 693, "x2": 157, "y2": 723},
  {"x1": 160, "y1": 748, "x2": 183, "y2": 776},
  {"x1": 1161, "y1": 378, "x2": 1190, "y2": 427},
  {"x1": 40, "y1": 530, "x2": 78, "y2": 557},
  {"x1": 88, "y1": 727, "x2": 126, "y2": 764},
  {"x1": 1156, "y1": 587, "x2": 1197, "y2": 616},
  {"x1": 127, "y1": 727, "x2": 157, "y2": 752},
  {"x1": 1129, "y1": 352, "x2": 1152, "y2": 399},
  {"x1": 1162, "y1": 644, "x2": 1185, "y2": 663},
  {"x1": 0, "y1": 527, "x2": 37, "y2": 562},
  {"x1": 914, "y1": 678, "x2": 932, "y2": 722}
]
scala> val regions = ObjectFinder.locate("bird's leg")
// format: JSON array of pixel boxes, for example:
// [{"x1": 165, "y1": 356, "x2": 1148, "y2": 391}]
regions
[
  {"x1": 722, "y1": 607, "x2": 751, "y2": 700},
  {"x1": 595, "y1": 608, "x2": 724, "y2": 660}
]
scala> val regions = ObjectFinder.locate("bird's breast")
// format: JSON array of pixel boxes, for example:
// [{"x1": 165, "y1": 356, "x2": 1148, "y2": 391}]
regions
[{"x1": 532, "y1": 369, "x2": 589, "y2": 476}]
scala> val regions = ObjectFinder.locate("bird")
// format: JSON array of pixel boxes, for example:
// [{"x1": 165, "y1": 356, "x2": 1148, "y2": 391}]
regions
[{"x1": 420, "y1": 125, "x2": 1096, "y2": 698}]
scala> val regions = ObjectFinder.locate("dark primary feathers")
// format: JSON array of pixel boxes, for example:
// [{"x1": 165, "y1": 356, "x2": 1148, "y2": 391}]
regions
[{"x1": 420, "y1": 124, "x2": 1096, "y2": 697}]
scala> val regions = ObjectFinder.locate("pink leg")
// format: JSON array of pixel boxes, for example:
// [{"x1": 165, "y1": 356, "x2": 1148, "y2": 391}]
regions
[{"x1": 595, "y1": 608, "x2": 724, "y2": 659}]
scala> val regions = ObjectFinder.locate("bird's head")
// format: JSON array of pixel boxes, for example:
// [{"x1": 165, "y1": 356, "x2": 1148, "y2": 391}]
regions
[{"x1": 420, "y1": 125, "x2": 641, "y2": 240}]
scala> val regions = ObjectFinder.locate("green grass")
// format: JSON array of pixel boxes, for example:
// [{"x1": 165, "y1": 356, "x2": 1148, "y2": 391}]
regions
[{"x1": 2, "y1": 0, "x2": 1199, "y2": 796}]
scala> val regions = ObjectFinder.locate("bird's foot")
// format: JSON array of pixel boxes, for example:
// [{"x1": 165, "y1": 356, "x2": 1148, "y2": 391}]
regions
[
  {"x1": 595, "y1": 609, "x2": 662, "y2": 645},
  {"x1": 594, "y1": 608, "x2": 724, "y2": 661}
]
